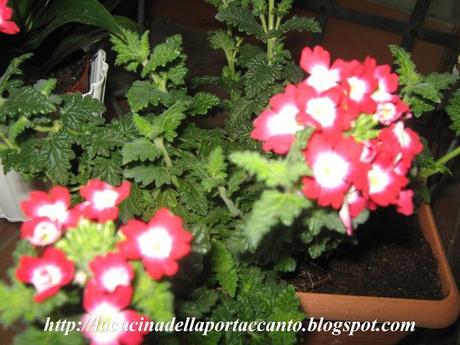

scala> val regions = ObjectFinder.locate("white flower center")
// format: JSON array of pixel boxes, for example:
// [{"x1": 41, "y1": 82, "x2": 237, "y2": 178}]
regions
[
  {"x1": 93, "y1": 190, "x2": 119, "y2": 210},
  {"x1": 31, "y1": 221, "x2": 61, "y2": 246},
  {"x1": 87, "y1": 303, "x2": 126, "y2": 343},
  {"x1": 137, "y1": 227, "x2": 173, "y2": 259},
  {"x1": 376, "y1": 102, "x2": 396, "y2": 122},
  {"x1": 32, "y1": 265, "x2": 62, "y2": 293},
  {"x1": 368, "y1": 165, "x2": 390, "y2": 194},
  {"x1": 372, "y1": 81, "x2": 391, "y2": 102},
  {"x1": 313, "y1": 151, "x2": 350, "y2": 189},
  {"x1": 37, "y1": 202, "x2": 68, "y2": 223},
  {"x1": 266, "y1": 104, "x2": 302, "y2": 136},
  {"x1": 348, "y1": 77, "x2": 367, "y2": 101},
  {"x1": 306, "y1": 97, "x2": 337, "y2": 128},
  {"x1": 101, "y1": 267, "x2": 131, "y2": 292},
  {"x1": 393, "y1": 122, "x2": 410, "y2": 147},
  {"x1": 307, "y1": 65, "x2": 340, "y2": 92}
]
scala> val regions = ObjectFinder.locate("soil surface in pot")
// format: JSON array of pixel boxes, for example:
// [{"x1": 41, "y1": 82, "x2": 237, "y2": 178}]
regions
[
  {"x1": 52, "y1": 57, "x2": 89, "y2": 94},
  {"x1": 289, "y1": 208, "x2": 443, "y2": 300}
]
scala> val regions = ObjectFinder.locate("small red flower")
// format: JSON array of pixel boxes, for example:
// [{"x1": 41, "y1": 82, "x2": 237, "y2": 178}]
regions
[
  {"x1": 80, "y1": 179, "x2": 131, "y2": 222},
  {"x1": 20, "y1": 217, "x2": 62, "y2": 246},
  {"x1": 396, "y1": 190, "x2": 414, "y2": 215},
  {"x1": 302, "y1": 132, "x2": 364, "y2": 209},
  {"x1": 15, "y1": 247, "x2": 75, "y2": 302},
  {"x1": 369, "y1": 60, "x2": 399, "y2": 103},
  {"x1": 21, "y1": 186, "x2": 80, "y2": 228},
  {"x1": 251, "y1": 84, "x2": 304, "y2": 154},
  {"x1": 374, "y1": 97, "x2": 409, "y2": 125},
  {"x1": 118, "y1": 208, "x2": 192, "y2": 280},
  {"x1": 300, "y1": 46, "x2": 347, "y2": 93},
  {"x1": 89, "y1": 253, "x2": 134, "y2": 293},
  {"x1": 82, "y1": 281, "x2": 149, "y2": 345},
  {"x1": 0, "y1": 0, "x2": 19, "y2": 35},
  {"x1": 339, "y1": 187, "x2": 368, "y2": 236}
]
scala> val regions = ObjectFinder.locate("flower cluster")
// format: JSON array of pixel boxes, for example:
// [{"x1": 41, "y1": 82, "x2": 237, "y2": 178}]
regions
[
  {"x1": 251, "y1": 46, "x2": 422, "y2": 234},
  {"x1": 0, "y1": 0, "x2": 19, "y2": 35},
  {"x1": 15, "y1": 179, "x2": 192, "y2": 345}
]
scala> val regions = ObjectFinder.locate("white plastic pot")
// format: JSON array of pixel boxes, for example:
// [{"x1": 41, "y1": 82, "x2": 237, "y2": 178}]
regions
[{"x1": 0, "y1": 49, "x2": 109, "y2": 222}]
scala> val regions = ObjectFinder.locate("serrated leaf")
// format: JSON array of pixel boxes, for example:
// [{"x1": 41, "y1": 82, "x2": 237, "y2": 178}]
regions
[
  {"x1": 167, "y1": 64, "x2": 188, "y2": 86},
  {"x1": 124, "y1": 164, "x2": 181, "y2": 187},
  {"x1": 274, "y1": 256, "x2": 297, "y2": 272},
  {"x1": 133, "y1": 265, "x2": 174, "y2": 322},
  {"x1": 33, "y1": 79, "x2": 58, "y2": 96},
  {"x1": 13, "y1": 327, "x2": 85, "y2": 345},
  {"x1": 446, "y1": 88, "x2": 460, "y2": 136},
  {"x1": 60, "y1": 93, "x2": 105, "y2": 131},
  {"x1": 40, "y1": 131, "x2": 76, "y2": 185},
  {"x1": 122, "y1": 138, "x2": 161, "y2": 164},
  {"x1": 119, "y1": 182, "x2": 144, "y2": 221},
  {"x1": 209, "y1": 31, "x2": 236, "y2": 52},
  {"x1": 244, "y1": 55, "x2": 282, "y2": 98},
  {"x1": 279, "y1": 15, "x2": 320, "y2": 33},
  {"x1": 216, "y1": 6, "x2": 265, "y2": 39},
  {"x1": 389, "y1": 45, "x2": 421, "y2": 86},
  {"x1": 180, "y1": 287, "x2": 219, "y2": 318},
  {"x1": 0, "y1": 86, "x2": 56, "y2": 118},
  {"x1": 211, "y1": 240, "x2": 238, "y2": 297},
  {"x1": 150, "y1": 102, "x2": 188, "y2": 141},
  {"x1": 190, "y1": 92, "x2": 220, "y2": 116},
  {"x1": 111, "y1": 29, "x2": 150, "y2": 72},
  {"x1": 230, "y1": 151, "x2": 309, "y2": 188},
  {"x1": 8, "y1": 116, "x2": 29, "y2": 143},
  {"x1": 0, "y1": 53, "x2": 32, "y2": 93},
  {"x1": 143, "y1": 35, "x2": 183, "y2": 77},
  {"x1": 133, "y1": 113, "x2": 156, "y2": 138},
  {"x1": 92, "y1": 152, "x2": 123, "y2": 185},
  {"x1": 127, "y1": 80, "x2": 169, "y2": 112},
  {"x1": 245, "y1": 190, "x2": 310, "y2": 249}
]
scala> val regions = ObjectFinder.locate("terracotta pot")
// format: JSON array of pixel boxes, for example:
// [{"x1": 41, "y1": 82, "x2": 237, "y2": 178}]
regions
[
  {"x1": 66, "y1": 58, "x2": 90, "y2": 94},
  {"x1": 297, "y1": 204, "x2": 460, "y2": 345}
]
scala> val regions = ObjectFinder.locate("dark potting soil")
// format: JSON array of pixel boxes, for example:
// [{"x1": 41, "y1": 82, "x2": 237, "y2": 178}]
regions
[
  {"x1": 52, "y1": 57, "x2": 89, "y2": 94},
  {"x1": 290, "y1": 208, "x2": 444, "y2": 300}
]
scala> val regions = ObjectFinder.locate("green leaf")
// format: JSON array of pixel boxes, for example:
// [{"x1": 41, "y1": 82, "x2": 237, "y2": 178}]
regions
[
  {"x1": 180, "y1": 287, "x2": 219, "y2": 318},
  {"x1": 111, "y1": 29, "x2": 150, "y2": 72},
  {"x1": 8, "y1": 116, "x2": 30, "y2": 143},
  {"x1": 0, "y1": 281, "x2": 67, "y2": 327},
  {"x1": 167, "y1": 64, "x2": 188, "y2": 86},
  {"x1": 133, "y1": 113, "x2": 156, "y2": 139},
  {"x1": 143, "y1": 35, "x2": 183, "y2": 77},
  {"x1": 124, "y1": 164, "x2": 181, "y2": 187},
  {"x1": 211, "y1": 240, "x2": 238, "y2": 297},
  {"x1": 14, "y1": 327, "x2": 85, "y2": 345},
  {"x1": 56, "y1": 220, "x2": 117, "y2": 270},
  {"x1": 274, "y1": 256, "x2": 297, "y2": 272},
  {"x1": 126, "y1": 80, "x2": 169, "y2": 112},
  {"x1": 60, "y1": 93, "x2": 105, "y2": 131},
  {"x1": 92, "y1": 152, "x2": 123, "y2": 185},
  {"x1": 176, "y1": 178, "x2": 208, "y2": 216},
  {"x1": 216, "y1": 6, "x2": 265, "y2": 39},
  {"x1": 279, "y1": 16, "x2": 320, "y2": 33},
  {"x1": 133, "y1": 265, "x2": 174, "y2": 322},
  {"x1": 206, "y1": 146, "x2": 227, "y2": 182},
  {"x1": 40, "y1": 131, "x2": 76, "y2": 185},
  {"x1": 119, "y1": 182, "x2": 144, "y2": 221},
  {"x1": 0, "y1": 53, "x2": 32, "y2": 93},
  {"x1": 244, "y1": 55, "x2": 282, "y2": 98},
  {"x1": 190, "y1": 92, "x2": 220, "y2": 116},
  {"x1": 34, "y1": 79, "x2": 58, "y2": 96},
  {"x1": 150, "y1": 102, "x2": 188, "y2": 142},
  {"x1": 389, "y1": 44, "x2": 421, "y2": 86},
  {"x1": 0, "y1": 86, "x2": 56, "y2": 118},
  {"x1": 122, "y1": 138, "x2": 161, "y2": 164},
  {"x1": 446, "y1": 88, "x2": 460, "y2": 136},
  {"x1": 245, "y1": 190, "x2": 310, "y2": 249},
  {"x1": 230, "y1": 151, "x2": 309, "y2": 188}
]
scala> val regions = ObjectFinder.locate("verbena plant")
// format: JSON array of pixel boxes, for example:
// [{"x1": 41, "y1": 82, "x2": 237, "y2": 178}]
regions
[
  {"x1": 0, "y1": 29, "x2": 304, "y2": 345},
  {"x1": 200, "y1": 0, "x2": 320, "y2": 147}
]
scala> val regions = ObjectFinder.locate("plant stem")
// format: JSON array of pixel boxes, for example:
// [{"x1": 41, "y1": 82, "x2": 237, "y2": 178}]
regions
[
  {"x1": 218, "y1": 186, "x2": 242, "y2": 217},
  {"x1": 0, "y1": 131, "x2": 16, "y2": 149},
  {"x1": 154, "y1": 137, "x2": 173, "y2": 168},
  {"x1": 436, "y1": 145, "x2": 460, "y2": 168},
  {"x1": 267, "y1": 0, "x2": 276, "y2": 65},
  {"x1": 260, "y1": 15, "x2": 268, "y2": 33}
]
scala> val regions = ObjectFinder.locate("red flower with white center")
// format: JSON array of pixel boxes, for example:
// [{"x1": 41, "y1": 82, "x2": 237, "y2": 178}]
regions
[
  {"x1": 342, "y1": 59, "x2": 377, "y2": 114},
  {"x1": 0, "y1": 0, "x2": 19, "y2": 35},
  {"x1": 295, "y1": 84, "x2": 346, "y2": 131},
  {"x1": 21, "y1": 186, "x2": 79, "y2": 228},
  {"x1": 80, "y1": 179, "x2": 131, "y2": 222},
  {"x1": 369, "y1": 60, "x2": 399, "y2": 103},
  {"x1": 82, "y1": 281, "x2": 149, "y2": 345},
  {"x1": 89, "y1": 253, "x2": 134, "y2": 293},
  {"x1": 251, "y1": 84, "x2": 304, "y2": 154},
  {"x1": 302, "y1": 133, "x2": 364, "y2": 209},
  {"x1": 118, "y1": 208, "x2": 192, "y2": 280},
  {"x1": 20, "y1": 217, "x2": 62, "y2": 246},
  {"x1": 15, "y1": 247, "x2": 75, "y2": 303},
  {"x1": 365, "y1": 153, "x2": 408, "y2": 206},
  {"x1": 374, "y1": 97, "x2": 409, "y2": 125},
  {"x1": 396, "y1": 190, "x2": 414, "y2": 215},
  {"x1": 300, "y1": 46, "x2": 346, "y2": 93}
]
